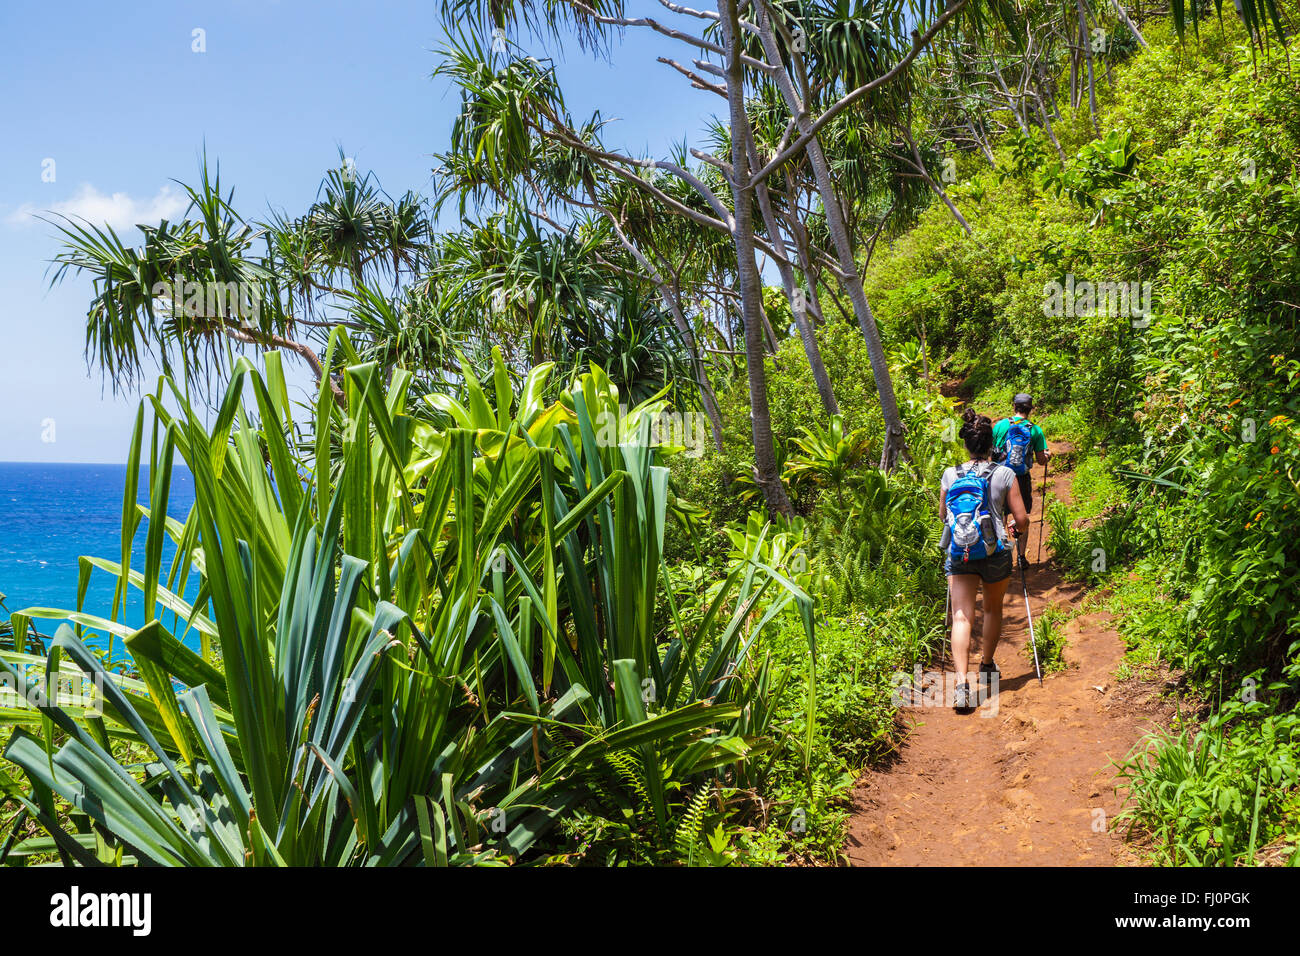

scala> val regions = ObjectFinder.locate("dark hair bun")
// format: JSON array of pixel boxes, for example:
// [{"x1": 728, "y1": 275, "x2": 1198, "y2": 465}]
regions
[{"x1": 958, "y1": 408, "x2": 994, "y2": 456}]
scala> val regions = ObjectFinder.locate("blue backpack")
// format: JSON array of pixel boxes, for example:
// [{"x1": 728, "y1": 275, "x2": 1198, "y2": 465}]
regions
[
  {"x1": 1003, "y1": 418, "x2": 1035, "y2": 475},
  {"x1": 943, "y1": 462, "x2": 1003, "y2": 562}
]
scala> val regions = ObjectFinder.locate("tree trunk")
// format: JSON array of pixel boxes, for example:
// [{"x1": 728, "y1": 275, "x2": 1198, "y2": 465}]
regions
[
  {"x1": 746, "y1": 133, "x2": 841, "y2": 415},
  {"x1": 1031, "y1": 82, "x2": 1067, "y2": 160},
  {"x1": 918, "y1": 315, "x2": 931, "y2": 389},
  {"x1": 759, "y1": 296, "x2": 780, "y2": 353},
  {"x1": 663, "y1": 287, "x2": 726, "y2": 450},
  {"x1": 754, "y1": 8, "x2": 907, "y2": 469},
  {"x1": 721, "y1": 0, "x2": 793, "y2": 517},
  {"x1": 1042, "y1": 64, "x2": 1063, "y2": 120},
  {"x1": 1112, "y1": 0, "x2": 1150, "y2": 48},
  {"x1": 990, "y1": 58, "x2": 1032, "y2": 138},
  {"x1": 1069, "y1": 34, "x2": 1079, "y2": 109},
  {"x1": 903, "y1": 126, "x2": 972, "y2": 236},
  {"x1": 967, "y1": 119, "x2": 998, "y2": 168},
  {"x1": 584, "y1": 176, "x2": 726, "y2": 450},
  {"x1": 1079, "y1": 0, "x2": 1099, "y2": 131}
]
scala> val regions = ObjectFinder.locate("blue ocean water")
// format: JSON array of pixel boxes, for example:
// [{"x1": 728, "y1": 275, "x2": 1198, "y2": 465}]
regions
[{"x1": 0, "y1": 462, "x2": 199, "y2": 655}]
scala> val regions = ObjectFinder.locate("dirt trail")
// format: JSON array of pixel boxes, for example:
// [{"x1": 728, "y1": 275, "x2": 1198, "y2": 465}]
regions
[{"x1": 847, "y1": 442, "x2": 1170, "y2": 866}]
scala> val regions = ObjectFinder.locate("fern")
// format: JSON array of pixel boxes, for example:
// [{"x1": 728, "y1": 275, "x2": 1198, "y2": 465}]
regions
[
  {"x1": 603, "y1": 750, "x2": 652, "y2": 812},
  {"x1": 673, "y1": 786, "x2": 711, "y2": 860}
]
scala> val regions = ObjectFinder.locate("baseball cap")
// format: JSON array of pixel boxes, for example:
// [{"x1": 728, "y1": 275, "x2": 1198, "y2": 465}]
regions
[{"x1": 1013, "y1": 392, "x2": 1033, "y2": 407}]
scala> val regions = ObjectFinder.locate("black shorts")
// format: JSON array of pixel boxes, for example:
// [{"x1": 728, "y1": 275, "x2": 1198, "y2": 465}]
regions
[
  {"x1": 1016, "y1": 471, "x2": 1033, "y2": 514},
  {"x1": 945, "y1": 548, "x2": 1012, "y2": 583}
]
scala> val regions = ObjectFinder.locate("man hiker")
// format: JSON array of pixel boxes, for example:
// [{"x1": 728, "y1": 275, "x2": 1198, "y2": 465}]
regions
[{"x1": 993, "y1": 393, "x2": 1050, "y2": 567}]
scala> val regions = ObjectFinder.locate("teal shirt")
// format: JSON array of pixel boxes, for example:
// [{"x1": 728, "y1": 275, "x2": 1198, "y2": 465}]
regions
[{"x1": 993, "y1": 415, "x2": 1046, "y2": 454}]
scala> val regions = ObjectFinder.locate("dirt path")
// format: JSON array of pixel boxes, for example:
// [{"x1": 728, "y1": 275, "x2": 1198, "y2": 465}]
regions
[{"x1": 846, "y1": 442, "x2": 1170, "y2": 866}]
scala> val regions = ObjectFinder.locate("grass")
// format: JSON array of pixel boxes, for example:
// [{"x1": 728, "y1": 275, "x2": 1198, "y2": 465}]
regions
[
  {"x1": 1028, "y1": 602, "x2": 1074, "y2": 674},
  {"x1": 729, "y1": 602, "x2": 944, "y2": 863},
  {"x1": 1115, "y1": 693, "x2": 1300, "y2": 866},
  {"x1": 1035, "y1": 405, "x2": 1087, "y2": 447},
  {"x1": 1105, "y1": 568, "x2": 1180, "y2": 681},
  {"x1": 1068, "y1": 454, "x2": 1127, "y2": 523}
]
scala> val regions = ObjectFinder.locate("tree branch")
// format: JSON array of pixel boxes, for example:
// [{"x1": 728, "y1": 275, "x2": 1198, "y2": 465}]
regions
[{"x1": 748, "y1": 0, "x2": 970, "y2": 187}]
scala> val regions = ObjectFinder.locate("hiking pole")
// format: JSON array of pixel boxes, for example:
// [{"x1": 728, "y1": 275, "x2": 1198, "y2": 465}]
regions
[
  {"x1": 1020, "y1": 557, "x2": 1043, "y2": 686},
  {"x1": 944, "y1": 576, "x2": 963, "y2": 707},
  {"x1": 1036, "y1": 457, "x2": 1049, "y2": 564},
  {"x1": 943, "y1": 577, "x2": 951, "y2": 668}
]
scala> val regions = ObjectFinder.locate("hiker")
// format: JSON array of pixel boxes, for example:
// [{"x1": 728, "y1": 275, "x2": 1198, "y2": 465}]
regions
[
  {"x1": 994, "y1": 392, "x2": 1051, "y2": 567},
  {"x1": 941, "y1": 408, "x2": 1030, "y2": 712}
]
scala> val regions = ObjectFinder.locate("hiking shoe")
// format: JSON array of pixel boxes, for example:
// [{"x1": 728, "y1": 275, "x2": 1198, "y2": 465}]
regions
[
  {"x1": 979, "y1": 661, "x2": 999, "y2": 699},
  {"x1": 953, "y1": 681, "x2": 974, "y2": 712}
]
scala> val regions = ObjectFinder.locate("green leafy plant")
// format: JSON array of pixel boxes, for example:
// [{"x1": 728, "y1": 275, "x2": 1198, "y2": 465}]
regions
[
  {"x1": 1028, "y1": 603, "x2": 1071, "y2": 674},
  {"x1": 0, "y1": 338, "x2": 815, "y2": 866}
]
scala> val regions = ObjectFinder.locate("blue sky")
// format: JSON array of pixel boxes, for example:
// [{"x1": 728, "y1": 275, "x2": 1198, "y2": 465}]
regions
[{"x1": 0, "y1": 0, "x2": 720, "y2": 463}]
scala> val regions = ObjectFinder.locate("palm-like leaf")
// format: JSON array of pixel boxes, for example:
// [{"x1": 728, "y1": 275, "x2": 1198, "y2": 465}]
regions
[{"x1": 2, "y1": 337, "x2": 816, "y2": 865}]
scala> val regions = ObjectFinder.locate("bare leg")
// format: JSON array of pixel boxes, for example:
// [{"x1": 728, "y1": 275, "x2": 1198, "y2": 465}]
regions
[
  {"x1": 948, "y1": 573, "x2": 980, "y2": 683},
  {"x1": 980, "y1": 576, "x2": 1012, "y2": 665}
]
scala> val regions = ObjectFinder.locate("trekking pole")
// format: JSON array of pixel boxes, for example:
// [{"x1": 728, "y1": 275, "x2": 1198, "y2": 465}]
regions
[
  {"x1": 943, "y1": 577, "x2": 951, "y2": 663},
  {"x1": 1020, "y1": 557, "x2": 1043, "y2": 686},
  {"x1": 1036, "y1": 457, "x2": 1049, "y2": 564}
]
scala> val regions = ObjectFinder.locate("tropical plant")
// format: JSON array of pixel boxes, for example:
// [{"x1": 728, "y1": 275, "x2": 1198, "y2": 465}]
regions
[
  {"x1": 0, "y1": 338, "x2": 815, "y2": 865},
  {"x1": 784, "y1": 415, "x2": 875, "y2": 504},
  {"x1": 46, "y1": 158, "x2": 435, "y2": 407}
]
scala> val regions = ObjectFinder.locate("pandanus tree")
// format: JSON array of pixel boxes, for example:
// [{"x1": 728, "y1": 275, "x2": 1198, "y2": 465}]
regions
[
  {"x1": 703, "y1": 101, "x2": 843, "y2": 417},
  {"x1": 433, "y1": 0, "x2": 1032, "y2": 519},
  {"x1": 576, "y1": 149, "x2": 738, "y2": 449},
  {"x1": 439, "y1": 1, "x2": 800, "y2": 509},
  {"x1": 722, "y1": 79, "x2": 939, "y2": 414},
  {"x1": 433, "y1": 52, "x2": 732, "y2": 450},
  {"x1": 427, "y1": 204, "x2": 698, "y2": 410},
  {"x1": 46, "y1": 158, "x2": 438, "y2": 409}
]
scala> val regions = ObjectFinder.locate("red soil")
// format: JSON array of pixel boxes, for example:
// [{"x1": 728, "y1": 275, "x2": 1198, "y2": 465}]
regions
[{"x1": 846, "y1": 443, "x2": 1174, "y2": 866}]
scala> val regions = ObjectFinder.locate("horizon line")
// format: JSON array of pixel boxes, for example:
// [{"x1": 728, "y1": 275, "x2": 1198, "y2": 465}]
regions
[{"x1": 0, "y1": 459, "x2": 192, "y2": 469}]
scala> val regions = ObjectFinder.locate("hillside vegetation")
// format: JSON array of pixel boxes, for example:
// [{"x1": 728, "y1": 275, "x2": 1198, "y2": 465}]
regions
[{"x1": 2, "y1": 6, "x2": 1297, "y2": 867}]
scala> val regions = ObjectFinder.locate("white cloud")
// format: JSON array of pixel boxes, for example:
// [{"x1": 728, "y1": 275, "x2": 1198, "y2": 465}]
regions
[{"x1": 5, "y1": 184, "x2": 189, "y2": 232}]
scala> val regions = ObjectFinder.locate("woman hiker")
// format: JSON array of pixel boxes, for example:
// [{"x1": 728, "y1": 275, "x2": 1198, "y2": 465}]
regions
[{"x1": 940, "y1": 408, "x2": 1030, "y2": 712}]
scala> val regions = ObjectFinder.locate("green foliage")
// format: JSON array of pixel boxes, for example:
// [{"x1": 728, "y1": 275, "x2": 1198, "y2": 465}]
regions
[
  {"x1": 0, "y1": 341, "x2": 816, "y2": 866},
  {"x1": 1116, "y1": 653, "x2": 1300, "y2": 866},
  {"x1": 1040, "y1": 129, "x2": 1143, "y2": 213},
  {"x1": 870, "y1": 20, "x2": 1300, "y2": 866},
  {"x1": 718, "y1": 320, "x2": 886, "y2": 460},
  {"x1": 671, "y1": 320, "x2": 888, "y2": 531},
  {"x1": 723, "y1": 610, "x2": 934, "y2": 864},
  {"x1": 22, "y1": 8, "x2": 1300, "y2": 870},
  {"x1": 784, "y1": 415, "x2": 874, "y2": 502},
  {"x1": 1029, "y1": 603, "x2": 1072, "y2": 674},
  {"x1": 1106, "y1": 567, "x2": 1185, "y2": 680}
]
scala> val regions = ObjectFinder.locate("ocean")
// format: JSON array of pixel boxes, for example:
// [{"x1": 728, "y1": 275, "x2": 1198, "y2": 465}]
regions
[{"x1": 0, "y1": 461, "x2": 198, "y2": 655}]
